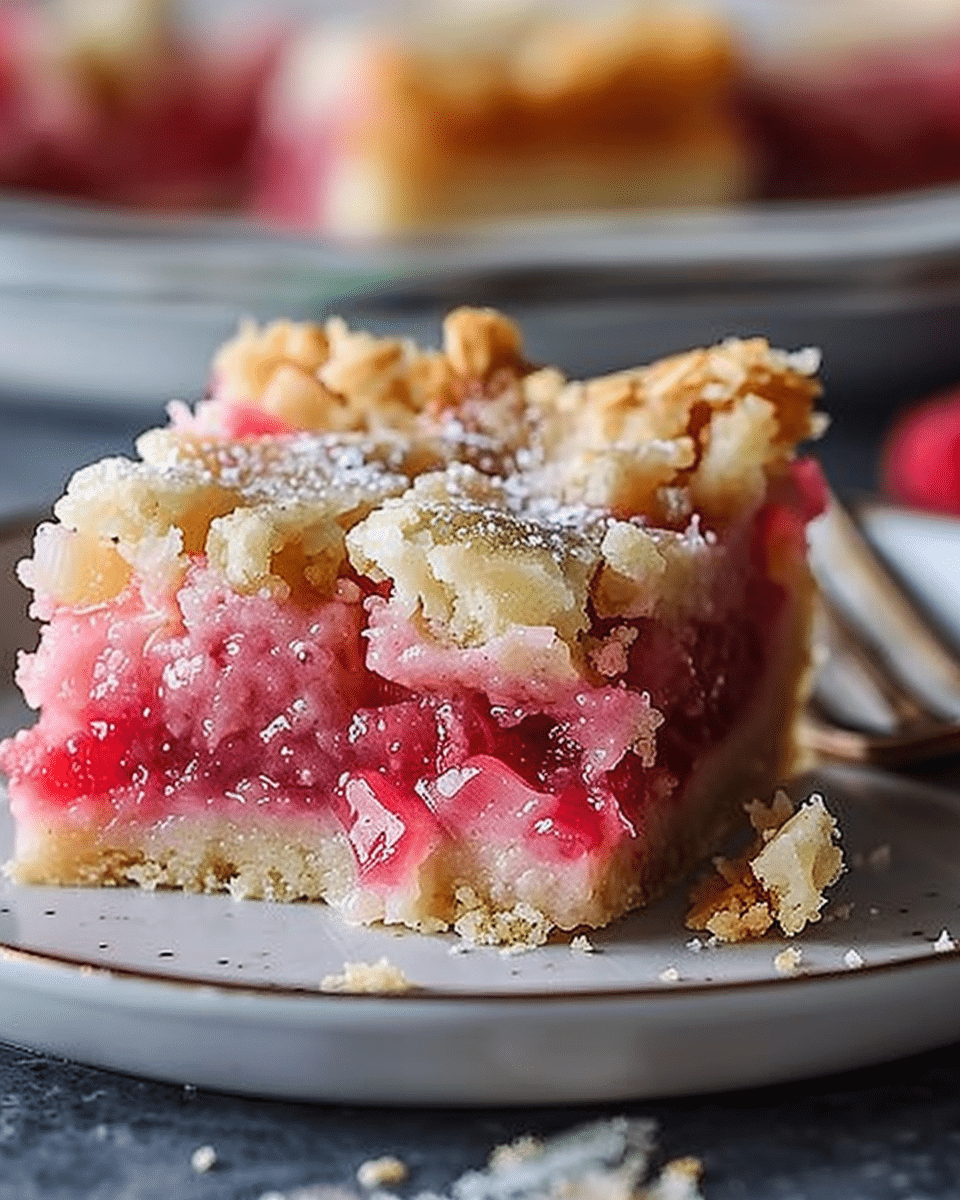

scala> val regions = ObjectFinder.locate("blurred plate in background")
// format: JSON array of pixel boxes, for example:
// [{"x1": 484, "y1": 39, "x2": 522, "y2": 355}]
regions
[{"x1": 4, "y1": 185, "x2": 960, "y2": 413}]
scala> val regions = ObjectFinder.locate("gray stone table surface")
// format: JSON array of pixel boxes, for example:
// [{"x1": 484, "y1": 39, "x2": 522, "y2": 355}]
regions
[
  {"x1": 0, "y1": 392, "x2": 957, "y2": 1199},
  {"x1": 1, "y1": 1039, "x2": 960, "y2": 1200}
]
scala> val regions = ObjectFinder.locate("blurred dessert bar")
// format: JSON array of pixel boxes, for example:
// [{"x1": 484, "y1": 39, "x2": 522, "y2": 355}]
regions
[
  {"x1": 253, "y1": 0, "x2": 752, "y2": 236},
  {"x1": 0, "y1": 0, "x2": 275, "y2": 209},
  {"x1": 742, "y1": 0, "x2": 960, "y2": 199},
  {"x1": 8, "y1": 0, "x2": 960, "y2": 227}
]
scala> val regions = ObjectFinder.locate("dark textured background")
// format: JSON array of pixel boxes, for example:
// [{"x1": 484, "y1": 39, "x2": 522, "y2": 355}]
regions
[{"x1": 2, "y1": 1038, "x2": 960, "y2": 1200}]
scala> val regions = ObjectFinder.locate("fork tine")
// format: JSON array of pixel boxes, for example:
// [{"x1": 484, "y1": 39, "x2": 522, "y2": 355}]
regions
[
  {"x1": 804, "y1": 591, "x2": 960, "y2": 766},
  {"x1": 812, "y1": 591, "x2": 928, "y2": 730},
  {"x1": 807, "y1": 494, "x2": 960, "y2": 724},
  {"x1": 799, "y1": 710, "x2": 960, "y2": 767}
]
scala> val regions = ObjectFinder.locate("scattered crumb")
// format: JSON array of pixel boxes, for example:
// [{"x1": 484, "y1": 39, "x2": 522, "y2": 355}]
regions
[
  {"x1": 487, "y1": 1134, "x2": 543, "y2": 1171},
  {"x1": 570, "y1": 934, "x2": 596, "y2": 954},
  {"x1": 448, "y1": 943, "x2": 470, "y2": 956},
  {"x1": 260, "y1": 1120, "x2": 704, "y2": 1200},
  {"x1": 869, "y1": 906, "x2": 881, "y2": 918},
  {"x1": 867, "y1": 844, "x2": 891, "y2": 873},
  {"x1": 320, "y1": 959, "x2": 413, "y2": 994},
  {"x1": 685, "y1": 790, "x2": 844, "y2": 943},
  {"x1": 773, "y1": 946, "x2": 803, "y2": 975},
  {"x1": 642, "y1": 1156, "x2": 704, "y2": 1200},
  {"x1": 684, "y1": 938, "x2": 703, "y2": 953},
  {"x1": 933, "y1": 929, "x2": 956, "y2": 953},
  {"x1": 457, "y1": 1118, "x2": 675, "y2": 1200},
  {"x1": 357, "y1": 1157, "x2": 408, "y2": 1189},
  {"x1": 499, "y1": 943, "x2": 533, "y2": 958},
  {"x1": 476, "y1": 1122, "x2": 703, "y2": 1200},
  {"x1": 843, "y1": 949, "x2": 864, "y2": 970},
  {"x1": 658, "y1": 966, "x2": 681, "y2": 983},
  {"x1": 458, "y1": 1118, "x2": 657, "y2": 1200},
  {"x1": 190, "y1": 1145, "x2": 218, "y2": 1174}
]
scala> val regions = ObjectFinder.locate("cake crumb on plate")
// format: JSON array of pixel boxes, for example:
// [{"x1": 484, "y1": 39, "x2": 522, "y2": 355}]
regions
[
  {"x1": 570, "y1": 934, "x2": 596, "y2": 954},
  {"x1": 320, "y1": 959, "x2": 412, "y2": 994},
  {"x1": 773, "y1": 946, "x2": 803, "y2": 975},
  {"x1": 357, "y1": 1157, "x2": 408, "y2": 1189},
  {"x1": 190, "y1": 1144, "x2": 218, "y2": 1173},
  {"x1": 843, "y1": 949, "x2": 864, "y2": 969},
  {"x1": 685, "y1": 790, "x2": 844, "y2": 943},
  {"x1": 933, "y1": 929, "x2": 956, "y2": 953}
]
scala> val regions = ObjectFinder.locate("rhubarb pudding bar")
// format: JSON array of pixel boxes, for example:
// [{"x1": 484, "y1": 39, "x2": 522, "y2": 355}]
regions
[
  {"x1": 742, "y1": 0, "x2": 960, "y2": 200},
  {"x1": 254, "y1": 0, "x2": 751, "y2": 236},
  {"x1": 0, "y1": 0, "x2": 275, "y2": 210},
  {"x1": 0, "y1": 309, "x2": 826, "y2": 945}
]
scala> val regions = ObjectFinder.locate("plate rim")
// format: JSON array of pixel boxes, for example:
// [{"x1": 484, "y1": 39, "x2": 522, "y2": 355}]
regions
[{"x1": 0, "y1": 918, "x2": 958, "y2": 1007}]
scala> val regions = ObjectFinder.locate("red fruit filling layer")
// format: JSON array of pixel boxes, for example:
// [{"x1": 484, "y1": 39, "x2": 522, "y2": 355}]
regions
[{"x1": 744, "y1": 40, "x2": 960, "y2": 200}]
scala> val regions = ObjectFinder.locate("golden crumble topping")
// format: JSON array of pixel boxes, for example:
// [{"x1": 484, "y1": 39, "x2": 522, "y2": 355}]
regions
[
  {"x1": 346, "y1": 467, "x2": 600, "y2": 650},
  {"x1": 30, "y1": 309, "x2": 823, "y2": 646},
  {"x1": 310, "y1": 3, "x2": 739, "y2": 153}
]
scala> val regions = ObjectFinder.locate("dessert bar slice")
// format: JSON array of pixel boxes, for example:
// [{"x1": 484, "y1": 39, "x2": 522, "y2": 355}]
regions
[
  {"x1": 743, "y1": 0, "x2": 960, "y2": 200},
  {"x1": 254, "y1": 1, "x2": 751, "y2": 236},
  {"x1": 0, "y1": 308, "x2": 826, "y2": 946},
  {"x1": 0, "y1": 0, "x2": 274, "y2": 210}
]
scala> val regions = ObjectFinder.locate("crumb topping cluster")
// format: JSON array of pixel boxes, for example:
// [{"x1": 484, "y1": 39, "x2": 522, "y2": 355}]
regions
[
  {"x1": 26, "y1": 308, "x2": 823, "y2": 659},
  {"x1": 685, "y1": 790, "x2": 845, "y2": 942}
]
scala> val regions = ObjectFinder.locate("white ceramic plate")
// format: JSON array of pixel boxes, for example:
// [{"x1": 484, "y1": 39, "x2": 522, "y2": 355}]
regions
[{"x1": 2, "y1": 514, "x2": 960, "y2": 1105}]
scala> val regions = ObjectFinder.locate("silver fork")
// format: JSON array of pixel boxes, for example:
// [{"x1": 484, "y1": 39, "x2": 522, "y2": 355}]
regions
[{"x1": 804, "y1": 496, "x2": 960, "y2": 767}]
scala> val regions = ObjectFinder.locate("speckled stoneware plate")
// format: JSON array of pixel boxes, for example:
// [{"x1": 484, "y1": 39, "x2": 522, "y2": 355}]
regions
[{"x1": 2, "y1": 511, "x2": 960, "y2": 1105}]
